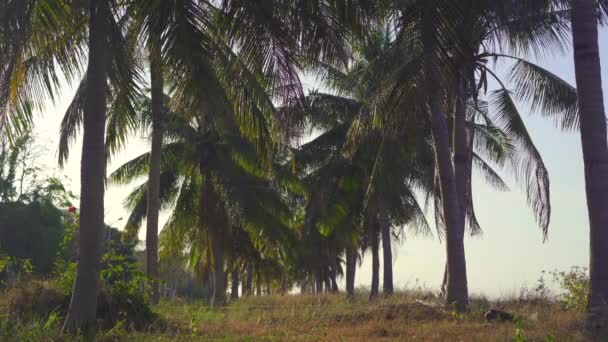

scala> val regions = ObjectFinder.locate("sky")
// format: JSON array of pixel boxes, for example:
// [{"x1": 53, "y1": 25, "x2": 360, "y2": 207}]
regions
[{"x1": 30, "y1": 28, "x2": 608, "y2": 298}]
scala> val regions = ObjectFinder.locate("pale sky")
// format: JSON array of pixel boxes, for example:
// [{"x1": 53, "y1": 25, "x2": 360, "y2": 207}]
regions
[{"x1": 31, "y1": 28, "x2": 608, "y2": 298}]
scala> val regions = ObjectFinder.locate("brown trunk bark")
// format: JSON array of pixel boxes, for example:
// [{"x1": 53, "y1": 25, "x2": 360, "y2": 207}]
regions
[
  {"x1": 324, "y1": 268, "x2": 331, "y2": 293},
  {"x1": 200, "y1": 168, "x2": 225, "y2": 307},
  {"x1": 330, "y1": 266, "x2": 339, "y2": 293},
  {"x1": 231, "y1": 270, "x2": 239, "y2": 300},
  {"x1": 380, "y1": 213, "x2": 393, "y2": 295},
  {"x1": 300, "y1": 275, "x2": 308, "y2": 294},
  {"x1": 454, "y1": 73, "x2": 469, "y2": 223},
  {"x1": 315, "y1": 269, "x2": 323, "y2": 294},
  {"x1": 62, "y1": 0, "x2": 109, "y2": 334},
  {"x1": 369, "y1": 215, "x2": 379, "y2": 302},
  {"x1": 210, "y1": 227, "x2": 226, "y2": 306},
  {"x1": 571, "y1": 0, "x2": 608, "y2": 336},
  {"x1": 423, "y1": 2, "x2": 468, "y2": 311},
  {"x1": 244, "y1": 264, "x2": 253, "y2": 296},
  {"x1": 145, "y1": 33, "x2": 164, "y2": 305},
  {"x1": 346, "y1": 246, "x2": 356, "y2": 298}
]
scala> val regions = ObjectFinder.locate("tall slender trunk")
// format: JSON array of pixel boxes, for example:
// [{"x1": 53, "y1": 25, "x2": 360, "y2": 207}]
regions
[
  {"x1": 423, "y1": 2, "x2": 468, "y2": 311},
  {"x1": 256, "y1": 284, "x2": 261, "y2": 296},
  {"x1": 454, "y1": 73, "x2": 469, "y2": 223},
  {"x1": 441, "y1": 71, "x2": 470, "y2": 297},
  {"x1": 201, "y1": 269, "x2": 213, "y2": 303},
  {"x1": 369, "y1": 215, "x2": 379, "y2": 302},
  {"x1": 380, "y1": 213, "x2": 393, "y2": 295},
  {"x1": 315, "y1": 269, "x2": 323, "y2": 294},
  {"x1": 571, "y1": 0, "x2": 608, "y2": 336},
  {"x1": 145, "y1": 33, "x2": 164, "y2": 306},
  {"x1": 328, "y1": 252, "x2": 339, "y2": 293},
  {"x1": 200, "y1": 167, "x2": 225, "y2": 307},
  {"x1": 300, "y1": 275, "x2": 308, "y2": 294},
  {"x1": 210, "y1": 228, "x2": 226, "y2": 306},
  {"x1": 63, "y1": 0, "x2": 109, "y2": 334},
  {"x1": 243, "y1": 264, "x2": 253, "y2": 296},
  {"x1": 346, "y1": 246, "x2": 356, "y2": 298},
  {"x1": 231, "y1": 269, "x2": 239, "y2": 300},
  {"x1": 324, "y1": 268, "x2": 331, "y2": 293}
]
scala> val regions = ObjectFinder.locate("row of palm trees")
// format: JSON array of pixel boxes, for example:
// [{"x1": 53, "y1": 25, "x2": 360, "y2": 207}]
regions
[{"x1": 1, "y1": 0, "x2": 607, "y2": 337}]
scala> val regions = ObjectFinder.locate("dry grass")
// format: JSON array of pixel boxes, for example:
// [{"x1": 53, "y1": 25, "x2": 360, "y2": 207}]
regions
[
  {"x1": 120, "y1": 291, "x2": 586, "y2": 341},
  {"x1": 0, "y1": 289, "x2": 588, "y2": 341}
]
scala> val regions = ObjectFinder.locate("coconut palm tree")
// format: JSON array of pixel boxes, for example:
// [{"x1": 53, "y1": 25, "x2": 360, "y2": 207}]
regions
[
  {"x1": 62, "y1": 0, "x2": 111, "y2": 334},
  {"x1": 113, "y1": 0, "x2": 365, "y2": 304},
  {"x1": 565, "y1": 0, "x2": 608, "y2": 336},
  {"x1": 368, "y1": 0, "x2": 576, "y2": 310},
  {"x1": 110, "y1": 68, "x2": 302, "y2": 304}
]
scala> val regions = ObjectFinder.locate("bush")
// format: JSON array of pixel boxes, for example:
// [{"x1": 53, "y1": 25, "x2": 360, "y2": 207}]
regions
[
  {"x1": 6, "y1": 280, "x2": 70, "y2": 320},
  {"x1": 0, "y1": 312, "x2": 63, "y2": 341},
  {"x1": 551, "y1": 267, "x2": 589, "y2": 311},
  {"x1": 5, "y1": 280, "x2": 158, "y2": 331},
  {"x1": 97, "y1": 281, "x2": 157, "y2": 330}
]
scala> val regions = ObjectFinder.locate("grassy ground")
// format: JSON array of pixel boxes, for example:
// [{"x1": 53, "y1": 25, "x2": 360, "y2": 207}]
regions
[
  {"x1": 1, "y1": 290, "x2": 587, "y2": 341},
  {"x1": 122, "y1": 292, "x2": 584, "y2": 341}
]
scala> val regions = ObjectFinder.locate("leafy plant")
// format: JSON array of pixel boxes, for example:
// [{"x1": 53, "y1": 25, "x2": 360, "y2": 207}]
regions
[{"x1": 551, "y1": 267, "x2": 589, "y2": 311}]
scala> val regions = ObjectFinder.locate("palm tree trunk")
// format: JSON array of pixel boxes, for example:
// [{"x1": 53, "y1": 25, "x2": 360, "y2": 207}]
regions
[
  {"x1": 231, "y1": 269, "x2": 239, "y2": 300},
  {"x1": 323, "y1": 269, "x2": 331, "y2": 293},
  {"x1": 315, "y1": 269, "x2": 323, "y2": 294},
  {"x1": 370, "y1": 215, "x2": 379, "y2": 302},
  {"x1": 571, "y1": 0, "x2": 608, "y2": 336},
  {"x1": 300, "y1": 275, "x2": 308, "y2": 294},
  {"x1": 346, "y1": 246, "x2": 356, "y2": 298},
  {"x1": 423, "y1": 2, "x2": 468, "y2": 312},
  {"x1": 201, "y1": 269, "x2": 213, "y2": 303},
  {"x1": 145, "y1": 33, "x2": 164, "y2": 306},
  {"x1": 210, "y1": 228, "x2": 226, "y2": 306},
  {"x1": 441, "y1": 72, "x2": 471, "y2": 299},
  {"x1": 380, "y1": 213, "x2": 393, "y2": 295},
  {"x1": 199, "y1": 168, "x2": 226, "y2": 307},
  {"x1": 330, "y1": 269, "x2": 338, "y2": 293},
  {"x1": 244, "y1": 264, "x2": 253, "y2": 296},
  {"x1": 63, "y1": 0, "x2": 109, "y2": 334},
  {"x1": 454, "y1": 73, "x2": 469, "y2": 223}
]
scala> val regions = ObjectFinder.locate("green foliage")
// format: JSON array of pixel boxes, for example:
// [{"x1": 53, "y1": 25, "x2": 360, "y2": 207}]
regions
[
  {"x1": 98, "y1": 281, "x2": 156, "y2": 330},
  {"x1": 0, "y1": 201, "x2": 64, "y2": 275},
  {"x1": 0, "y1": 135, "x2": 76, "y2": 276},
  {"x1": 0, "y1": 312, "x2": 65, "y2": 341},
  {"x1": 551, "y1": 267, "x2": 589, "y2": 311}
]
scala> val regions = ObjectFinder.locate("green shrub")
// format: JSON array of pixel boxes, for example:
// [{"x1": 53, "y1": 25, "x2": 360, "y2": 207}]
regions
[
  {"x1": 551, "y1": 267, "x2": 589, "y2": 311},
  {"x1": 97, "y1": 281, "x2": 157, "y2": 330},
  {"x1": 0, "y1": 312, "x2": 64, "y2": 341},
  {"x1": 5, "y1": 279, "x2": 158, "y2": 331}
]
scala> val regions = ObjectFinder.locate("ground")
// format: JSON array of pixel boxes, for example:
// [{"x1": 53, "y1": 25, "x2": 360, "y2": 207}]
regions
[
  {"x1": 0, "y1": 289, "x2": 587, "y2": 341},
  {"x1": 122, "y1": 292, "x2": 583, "y2": 341}
]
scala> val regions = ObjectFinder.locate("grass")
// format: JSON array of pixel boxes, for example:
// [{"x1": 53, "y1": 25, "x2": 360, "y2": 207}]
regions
[{"x1": 0, "y1": 289, "x2": 587, "y2": 341}]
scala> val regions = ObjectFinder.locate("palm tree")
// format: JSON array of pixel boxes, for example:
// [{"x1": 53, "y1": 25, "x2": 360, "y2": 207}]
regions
[
  {"x1": 120, "y1": 0, "x2": 363, "y2": 303},
  {"x1": 111, "y1": 88, "x2": 300, "y2": 305},
  {"x1": 568, "y1": 0, "x2": 608, "y2": 335},
  {"x1": 62, "y1": 0, "x2": 110, "y2": 333},
  {"x1": 373, "y1": 0, "x2": 576, "y2": 310}
]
